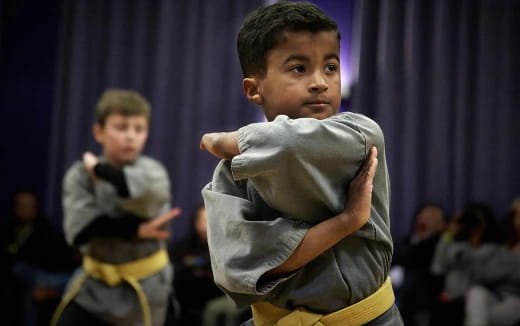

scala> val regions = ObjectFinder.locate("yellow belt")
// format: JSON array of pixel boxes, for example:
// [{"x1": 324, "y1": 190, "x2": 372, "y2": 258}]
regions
[
  {"x1": 51, "y1": 249, "x2": 169, "y2": 326},
  {"x1": 251, "y1": 277, "x2": 394, "y2": 326}
]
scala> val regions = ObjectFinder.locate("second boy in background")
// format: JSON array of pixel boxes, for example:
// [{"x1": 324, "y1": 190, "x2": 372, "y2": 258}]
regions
[
  {"x1": 54, "y1": 89, "x2": 180, "y2": 326},
  {"x1": 201, "y1": 1, "x2": 403, "y2": 325}
]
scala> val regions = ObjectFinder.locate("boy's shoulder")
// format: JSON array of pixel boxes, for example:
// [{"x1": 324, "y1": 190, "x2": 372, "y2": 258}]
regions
[
  {"x1": 63, "y1": 159, "x2": 89, "y2": 187},
  {"x1": 333, "y1": 111, "x2": 383, "y2": 132},
  {"x1": 333, "y1": 111, "x2": 377, "y2": 125},
  {"x1": 130, "y1": 155, "x2": 168, "y2": 173}
]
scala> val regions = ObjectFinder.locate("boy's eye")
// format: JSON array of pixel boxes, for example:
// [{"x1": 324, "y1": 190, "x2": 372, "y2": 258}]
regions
[
  {"x1": 290, "y1": 65, "x2": 305, "y2": 73},
  {"x1": 134, "y1": 126, "x2": 146, "y2": 133},
  {"x1": 324, "y1": 64, "x2": 337, "y2": 72}
]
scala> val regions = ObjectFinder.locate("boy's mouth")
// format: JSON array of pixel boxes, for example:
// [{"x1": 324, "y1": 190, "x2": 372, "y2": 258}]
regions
[
  {"x1": 304, "y1": 100, "x2": 330, "y2": 110},
  {"x1": 123, "y1": 147, "x2": 136, "y2": 154},
  {"x1": 304, "y1": 97, "x2": 330, "y2": 105}
]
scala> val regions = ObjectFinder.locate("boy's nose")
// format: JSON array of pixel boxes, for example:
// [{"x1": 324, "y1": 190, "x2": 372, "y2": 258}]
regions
[
  {"x1": 308, "y1": 73, "x2": 328, "y2": 92},
  {"x1": 125, "y1": 129, "x2": 137, "y2": 140}
]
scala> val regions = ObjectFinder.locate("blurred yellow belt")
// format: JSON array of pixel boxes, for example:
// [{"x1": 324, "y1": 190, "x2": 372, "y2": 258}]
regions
[
  {"x1": 251, "y1": 277, "x2": 394, "y2": 326},
  {"x1": 51, "y1": 249, "x2": 168, "y2": 326}
]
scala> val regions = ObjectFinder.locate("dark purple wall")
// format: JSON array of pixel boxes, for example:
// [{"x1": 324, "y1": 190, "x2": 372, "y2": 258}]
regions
[{"x1": 0, "y1": 0, "x2": 60, "y2": 219}]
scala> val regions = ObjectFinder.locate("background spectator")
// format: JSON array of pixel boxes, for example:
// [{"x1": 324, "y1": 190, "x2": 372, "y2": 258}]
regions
[{"x1": 392, "y1": 203, "x2": 447, "y2": 326}]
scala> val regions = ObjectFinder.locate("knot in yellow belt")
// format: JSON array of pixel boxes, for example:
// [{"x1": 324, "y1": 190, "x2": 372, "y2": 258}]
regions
[
  {"x1": 252, "y1": 277, "x2": 394, "y2": 326},
  {"x1": 51, "y1": 249, "x2": 169, "y2": 326}
]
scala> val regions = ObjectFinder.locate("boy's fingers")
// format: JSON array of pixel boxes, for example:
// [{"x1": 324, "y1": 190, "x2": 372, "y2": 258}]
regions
[
  {"x1": 169, "y1": 207, "x2": 182, "y2": 218},
  {"x1": 154, "y1": 207, "x2": 182, "y2": 226},
  {"x1": 155, "y1": 230, "x2": 170, "y2": 239},
  {"x1": 358, "y1": 147, "x2": 376, "y2": 178},
  {"x1": 368, "y1": 158, "x2": 378, "y2": 180}
]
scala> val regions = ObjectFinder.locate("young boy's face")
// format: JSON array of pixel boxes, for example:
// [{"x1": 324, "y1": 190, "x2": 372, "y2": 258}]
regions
[
  {"x1": 93, "y1": 113, "x2": 149, "y2": 166},
  {"x1": 250, "y1": 30, "x2": 341, "y2": 121}
]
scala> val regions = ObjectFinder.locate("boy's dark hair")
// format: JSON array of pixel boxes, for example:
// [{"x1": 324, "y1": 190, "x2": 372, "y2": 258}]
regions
[
  {"x1": 95, "y1": 89, "x2": 150, "y2": 126},
  {"x1": 237, "y1": 1, "x2": 340, "y2": 78},
  {"x1": 456, "y1": 202, "x2": 498, "y2": 243}
]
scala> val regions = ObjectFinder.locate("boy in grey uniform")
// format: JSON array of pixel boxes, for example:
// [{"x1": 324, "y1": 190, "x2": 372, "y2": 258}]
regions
[
  {"x1": 200, "y1": 2, "x2": 403, "y2": 325},
  {"x1": 53, "y1": 89, "x2": 180, "y2": 326}
]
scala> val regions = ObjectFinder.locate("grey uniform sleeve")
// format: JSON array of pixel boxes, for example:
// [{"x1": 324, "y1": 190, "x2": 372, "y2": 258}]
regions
[
  {"x1": 202, "y1": 160, "x2": 308, "y2": 305},
  {"x1": 231, "y1": 113, "x2": 387, "y2": 225},
  {"x1": 62, "y1": 162, "x2": 104, "y2": 246},
  {"x1": 120, "y1": 157, "x2": 171, "y2": 218}
]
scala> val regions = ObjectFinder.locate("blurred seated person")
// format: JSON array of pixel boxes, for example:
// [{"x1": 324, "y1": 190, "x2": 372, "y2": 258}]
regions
[
  {"x1": 202, "y1": 295, "x2": 252, "y2": 326},
  {"x1": 0, "y1": 190, "x2": 78, "y2": 326},
  {"x1": 464, "y1": 197, "x2": 520, "y2": 326},
  {"x1": 171, "y1": 204, "x2": 223, "y2": 325},
  {"x1": 391, "y1": 203, "x2": 447, "y2": 326},
  {"x1": 430, "y1": 202, "x2": 499, "y2": 326}
]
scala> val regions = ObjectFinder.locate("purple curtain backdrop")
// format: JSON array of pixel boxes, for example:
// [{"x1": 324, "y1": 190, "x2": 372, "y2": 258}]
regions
[
  {"x1": 350, "y1": 0, "x2": 520, "y2": 237},
  {"x1": 0, "y1": 1, "x2": 60, "y2": 220}
]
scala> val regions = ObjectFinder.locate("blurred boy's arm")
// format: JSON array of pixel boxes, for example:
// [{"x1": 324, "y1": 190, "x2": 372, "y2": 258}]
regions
[
  {"x1": 73, "y1": 208, "x2": 180, "y2": 247},
  {"x1": 83, "y1": 152, "x2": 130, "y2": 197},
  {"x1": 200, "y1": 131, "x2": 240, "y2": 160},
  {"x1": 64, "y1": 155, "x2": 176, "y2": 248}
]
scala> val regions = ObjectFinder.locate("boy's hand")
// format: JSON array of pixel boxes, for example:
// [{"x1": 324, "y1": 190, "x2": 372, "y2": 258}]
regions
[
  {"x1": 83, "y1": 152, "x2": 99, "y2": 181},
  {"x1": 341, "y1": 146, "x2": 378, "y2": 230},
  {"x1": 138, "y1": 208, "x2": 181, "y2": 239},
  {"x1": 200, "y1": 132, "x2": 240, "y2": 160}
]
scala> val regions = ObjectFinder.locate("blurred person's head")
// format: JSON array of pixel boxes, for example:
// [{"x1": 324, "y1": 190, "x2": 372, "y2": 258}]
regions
[
  {"x1": 93, "y1": 89, "x2": 150, "y2": 166},
  {"x1": 457, "y1": 202, "x2": 498, "y2": 246},
  {"x1": 413, "y1": 203, "x2": 447, "y2": 240},
  {"x1": 13, "y1": 191, "x2": 38, "y2": 223}
]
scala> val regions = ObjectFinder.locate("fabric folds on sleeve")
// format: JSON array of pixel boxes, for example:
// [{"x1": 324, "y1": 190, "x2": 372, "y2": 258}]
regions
[{"x1": 202, "y1": 160, "x2": 308, "y2": 306}]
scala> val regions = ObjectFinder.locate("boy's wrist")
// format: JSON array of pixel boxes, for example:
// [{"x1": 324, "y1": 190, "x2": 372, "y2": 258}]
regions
[
  {"x1": 337, "y1": 211, "x2": 363, "y2": 234},
  {"x1": 93, "y1": 163, "x2": 130, "y2": 197}
]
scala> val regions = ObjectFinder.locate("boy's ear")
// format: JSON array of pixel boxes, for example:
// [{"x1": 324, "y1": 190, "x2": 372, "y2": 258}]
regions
[
  {"x1": 242, "y1": 78, "x2": 263, "y2": 105},
  {"x1": 92, "y1": 123, "x2": 104, "y2": 143}
]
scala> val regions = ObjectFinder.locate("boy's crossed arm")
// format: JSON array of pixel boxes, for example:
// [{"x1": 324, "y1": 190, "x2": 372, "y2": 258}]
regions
[
  {"x1": 201, "y1": 130, "x2": 378, "y2": 276},
  {"x1": 265, "y1": 146, "x2": 377, "y2": 277}
]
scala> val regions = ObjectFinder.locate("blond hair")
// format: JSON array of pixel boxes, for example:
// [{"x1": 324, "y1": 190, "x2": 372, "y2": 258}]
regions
[{"x1": 95, "y1": 89, "x2": 150, "y2": 126}]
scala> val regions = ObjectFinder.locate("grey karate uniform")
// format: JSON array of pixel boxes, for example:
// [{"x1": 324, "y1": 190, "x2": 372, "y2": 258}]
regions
[
  {"x1": 62, "y1": 155, "x2": 172, "y2": 326},
  {"x1": 202, "y1": 112, "x2": 401, "y2": 324}
]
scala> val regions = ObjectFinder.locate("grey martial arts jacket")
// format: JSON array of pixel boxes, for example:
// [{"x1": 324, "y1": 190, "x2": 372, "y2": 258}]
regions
[
  {"x1": 202, "y1": 112, "x2": 393, "y2": 314},
  {"x1": 62, "y1": 155, "x2": 172, "y2": 326}
]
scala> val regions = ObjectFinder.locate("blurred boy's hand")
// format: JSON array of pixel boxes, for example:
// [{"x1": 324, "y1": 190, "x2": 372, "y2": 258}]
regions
[
  {"x1": 83, "y1": 152, "x2": 99, "y2": 181},
  {"x1": 138, "y1": 208, "x2": 181, "y2": 239}
]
